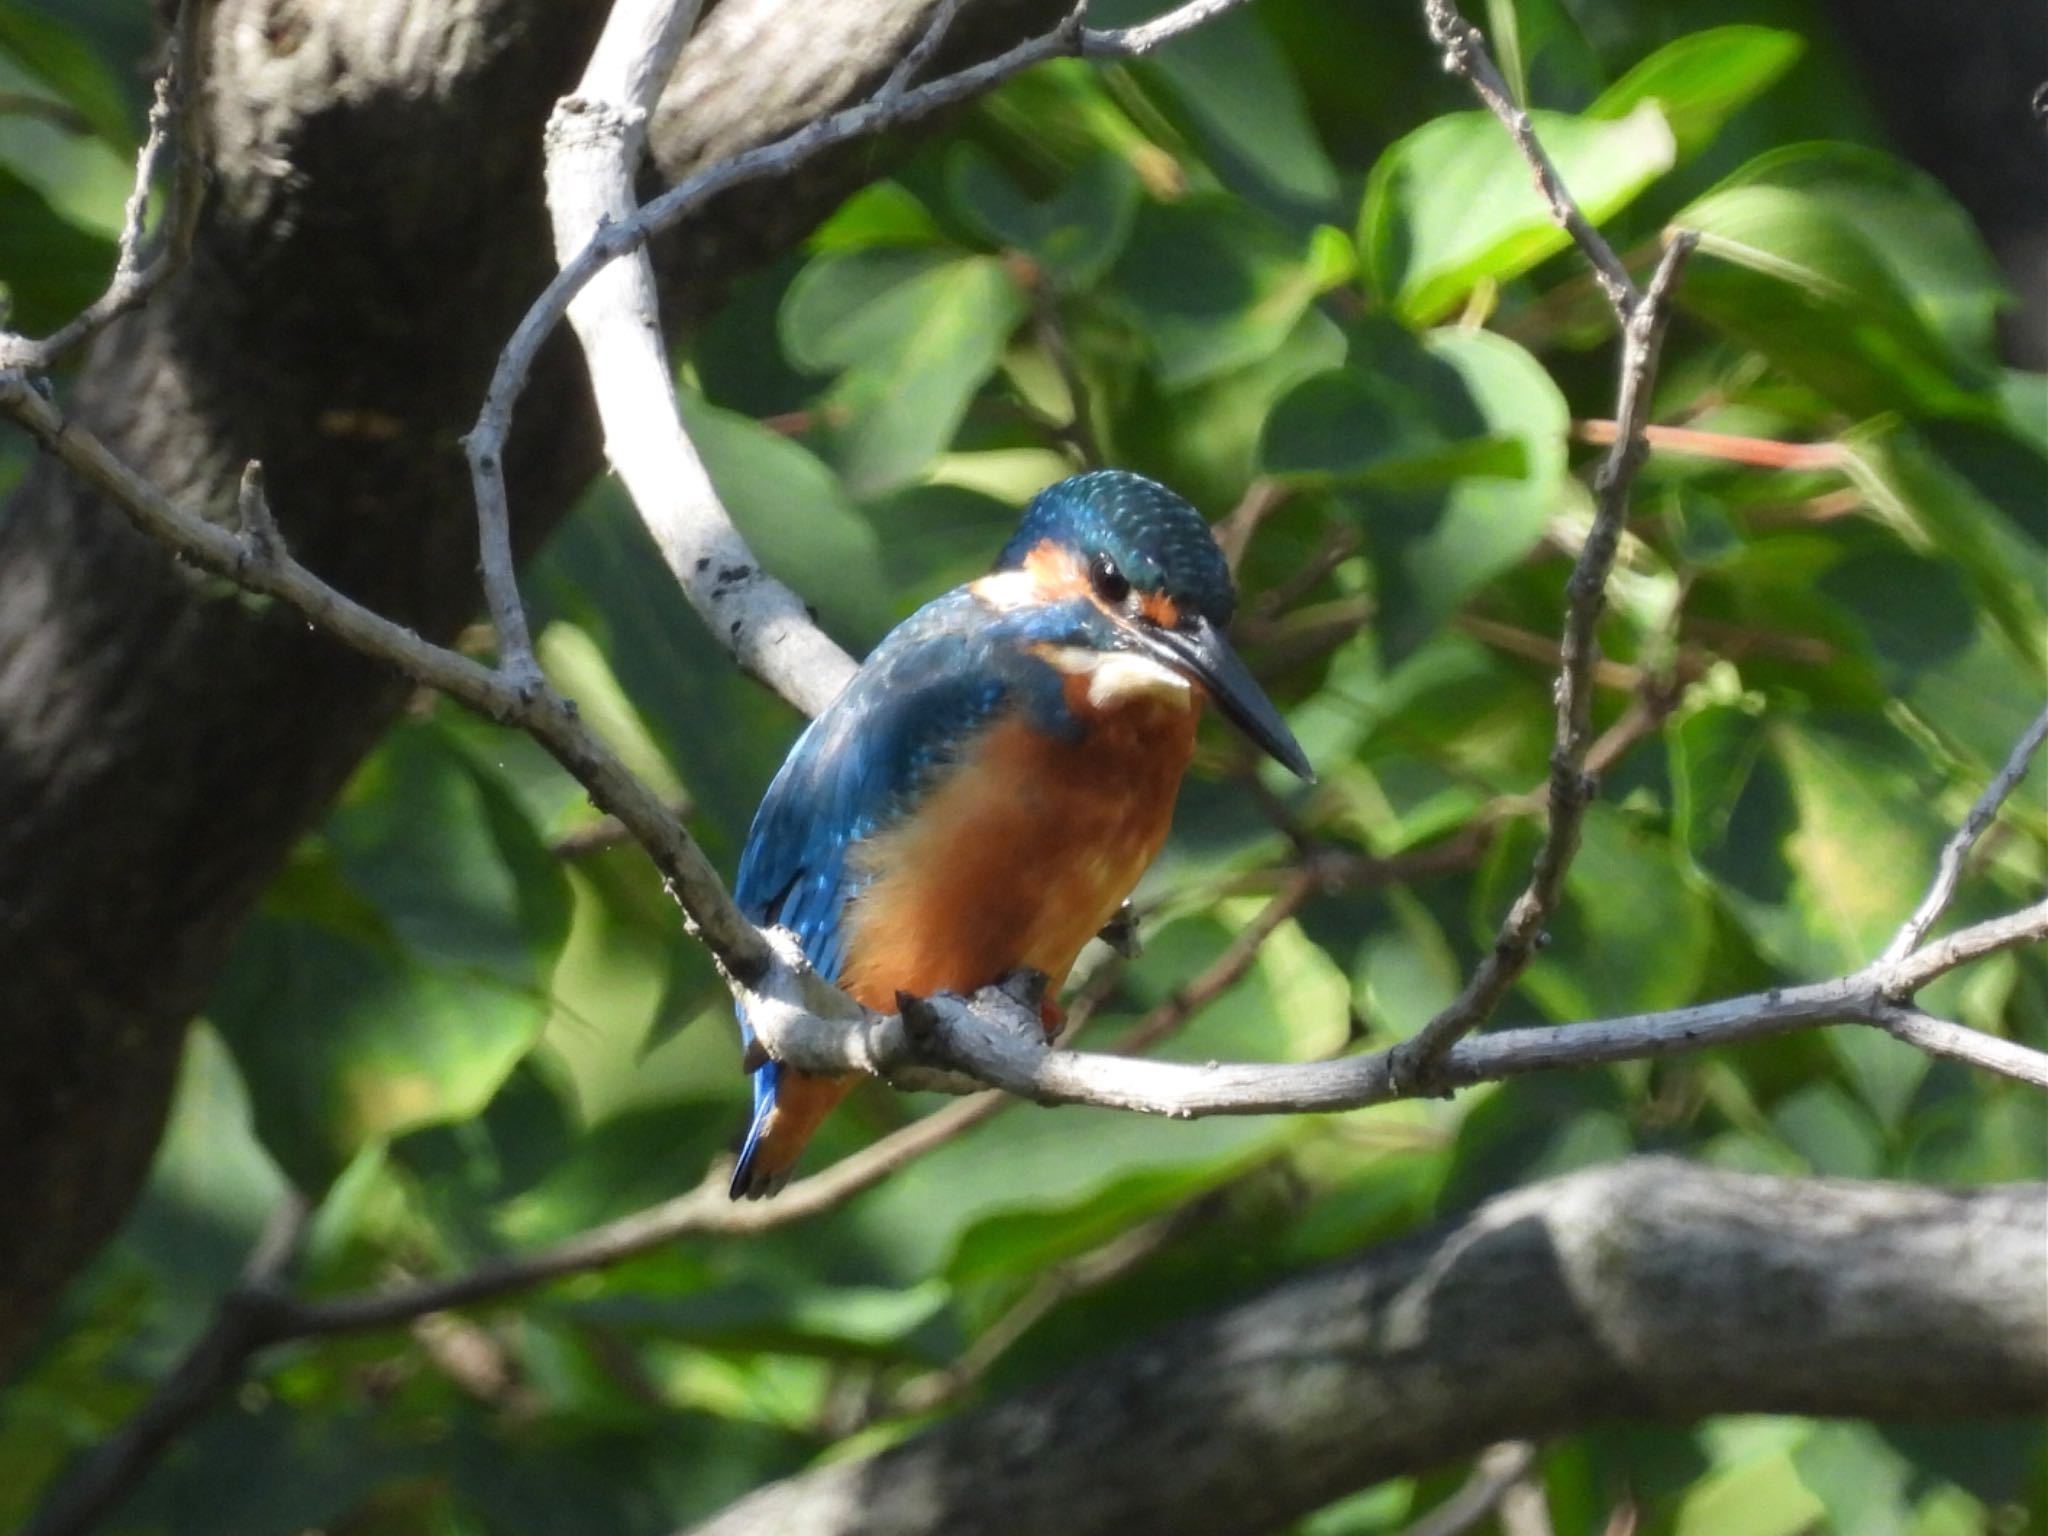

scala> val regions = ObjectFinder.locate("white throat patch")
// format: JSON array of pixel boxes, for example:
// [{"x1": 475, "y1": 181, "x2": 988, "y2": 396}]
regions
[{"x1": 1040, "y1": 646, "x2": 1194, "y2": 711}]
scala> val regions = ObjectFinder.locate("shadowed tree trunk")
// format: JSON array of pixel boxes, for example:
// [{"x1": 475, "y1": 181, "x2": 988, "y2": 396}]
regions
[
  {"x1": 0, "y1": 0, "x2": 1060, "y2": 1377},
  {"x1": 690, "y1": 1160, "x2": 2048, "y2": 1536}
]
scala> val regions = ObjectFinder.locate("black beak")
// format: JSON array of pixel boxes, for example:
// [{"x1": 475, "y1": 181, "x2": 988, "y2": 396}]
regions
[{"x1": 1136, "y1": 615, "x2": 1314, "y2": 781}]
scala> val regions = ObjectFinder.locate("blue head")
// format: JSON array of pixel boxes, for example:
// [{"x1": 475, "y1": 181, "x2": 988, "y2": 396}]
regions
[
  {"x1": 987, "y1": 470, "x2": 1311, "y2": 780},
  {"x1": 997, "y1": 470, "x2": 1238, "y2": 631}
]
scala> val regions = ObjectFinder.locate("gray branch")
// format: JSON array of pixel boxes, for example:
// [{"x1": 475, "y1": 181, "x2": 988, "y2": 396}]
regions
[
  {"x1": 467, "y1": 0, "x2": 1255, "y2": 714},
  {"x1": 745, "y1": 899, "x2": 2048, "y2": 1114},
  {"x1": 1392, "y1": 0, "x2": 1703, "y2": 1084},
  {"x1": 1392, "y1": 234, "x2": 1696, "y2": 1084},
  {"x1": 686, "y1": 1159, "x2": 2048, "y2": 1536},
  {"x1": 1882, "y1": 701, "x2": 2048, "y2": 963},
  {"x1": 0, "y1": 0, "x2": 210, "y2": 371}
]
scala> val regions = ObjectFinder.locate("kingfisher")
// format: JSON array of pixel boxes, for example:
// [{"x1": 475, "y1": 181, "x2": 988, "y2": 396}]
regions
[{"x1": 728, "y1": 469, "x2": 1312, "y2": 1198}]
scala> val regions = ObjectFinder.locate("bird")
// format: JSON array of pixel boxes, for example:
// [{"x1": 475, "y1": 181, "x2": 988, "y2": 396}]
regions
[{"x1": 727, "y1": 469, "x2": 1312, "y2": 1199}]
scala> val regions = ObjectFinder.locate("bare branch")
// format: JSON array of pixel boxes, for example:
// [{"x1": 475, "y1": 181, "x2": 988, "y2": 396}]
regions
[
  {"x1": 0, "y1": 0, "x2": 210, "y2": 371},
  {"x1": 20, "y1": 1194, "x2": 308, "y2": 1536},
  {"x1": 468, "y1": 0, "x2": 1255, "y2": 713},
  {"x1": 1392, "y1": 233, "x2": 1697, "y2": 1086},
  {"x1": 1885, "y1": 898, "x2": 2048, "y2": 996},
  {"x1": 720, "y1": 891, "x2": 2048, "y2": 1120},
  {"x1": 1401, "y1": 1443, "x2": 1540, "y2": 1536},
  {"x1": 1881, "y1": 702, "x2": 2048, "y2": 963},
  {"x1": 0, "y1": 375, "x2": 773, "y2": 987},
  {"x1": 880, "y1": 0, "x2": 970, "y2": 100},
  {"x1": 1877, "y1": 1007, "x2": 2048, "y2": 1090},
  {"x1": 1083, "y1": 0, "x2": 1255, "y2": 57}
]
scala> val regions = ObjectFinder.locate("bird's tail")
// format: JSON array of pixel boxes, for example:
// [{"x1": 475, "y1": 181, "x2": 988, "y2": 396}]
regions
[{"x1": 730, "y1": 1060, "x2": 853, "y2": 1200}]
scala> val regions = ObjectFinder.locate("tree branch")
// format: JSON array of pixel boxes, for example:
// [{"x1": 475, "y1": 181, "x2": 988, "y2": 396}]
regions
[
  {"x1": 19, "y1": 1195, "x2": 309, "y2": 1536},
  {"x1": 1881, "y1": 702, "x2": 2048, "y2": 964},
  {"x1": 1420, "y1": 0, "x2": 1639, "y2": 315},
  {"x1": 0, "y1": 0, "x2": 210, "y2": 371},
  {"x1": 685, "y1": 1160, "x2": 2048, "y2": 1536},
  {"x1": 1400, "y1": 1444, "x2": 1540, "y2": 1536},
  {"x1": 1387, "y1": 1, "x2": 1704, "y2": 1088},
  {"x1": 467, "y1": 0, "x2": 1256, "y2": 712},
  {"x1": 0, "y1": 378, "x2": 775, "y2": 988},
  {"x1": 812, "y1": 899, "x2": 2048, "y2": 1117}
]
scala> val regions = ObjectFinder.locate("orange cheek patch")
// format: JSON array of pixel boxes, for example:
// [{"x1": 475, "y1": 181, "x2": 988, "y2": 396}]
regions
[{"x1": 1137, "y1": 591, "x2": 1181, "y2": 629}]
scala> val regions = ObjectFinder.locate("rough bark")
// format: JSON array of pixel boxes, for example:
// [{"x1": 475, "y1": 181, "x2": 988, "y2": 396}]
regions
[
  {"x1": 690, "y1": 1159, "x2": 2048, "y2": 1536},
  {"x1": 0, "y1": 0, "x2": 1057, "y2": 1377}
]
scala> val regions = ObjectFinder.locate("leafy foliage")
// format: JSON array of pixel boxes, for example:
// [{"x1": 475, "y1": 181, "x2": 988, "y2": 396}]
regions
[{"x1": 6, "y1": 1, "x2": 2045, "y2": 1533}]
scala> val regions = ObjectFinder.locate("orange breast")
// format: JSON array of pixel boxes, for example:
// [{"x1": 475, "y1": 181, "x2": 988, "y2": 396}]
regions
[{"x1": 838, "y1": 691, "x2": 1198, "y2": 1011}]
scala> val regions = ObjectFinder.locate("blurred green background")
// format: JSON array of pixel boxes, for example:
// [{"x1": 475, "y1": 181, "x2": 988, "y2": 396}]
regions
[{"x1": 3, "y1": 0, "x2": 2043, "y2": 1531}]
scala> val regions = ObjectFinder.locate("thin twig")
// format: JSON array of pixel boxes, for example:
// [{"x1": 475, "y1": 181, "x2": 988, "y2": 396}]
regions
[
  {"x1": 1574, "y1": 419, "x2": 1848, "y2": 473},
  {"x1": 1421, "y1": 0, "x2": 1639, "y2": 317},
  {"x1": 282, "y1": 1093, "x2": 1005, "y2": 1336},
  {"x1": 0, "y1": 379, "x2": 772, "y2": 986},
  {"x1": 1212, "y1": 478, "x2": 1290, "y2": 576},
  {"x1": 884, "y1": 1201, "x2": 1207, "y2": 1419},
  {"x1": 1027, "y1": 268, "x2": 1105, "y2": 467},
  {"x1": 1876, "y1": 1007, "x2": 2048, "y2": 1090},
  {"x1": 0, "y1": 0, "x2": 210, "y2": 371},
  {"x1": 1881, "y1": 702, "x2": 2048, "y2": 963},
  {"x1": 1391, "y1": 232, "x2": 1696, "y2": 1088},
  {"x1": 881, "y1": 0, "x2": 970, "y2": 100},
  {"x1": 549, "y1": 804, "x2": 693, "y2": 859},
  {"x1": 883, "y1": 900, "x2": 2048, "y2": 1119},
  {"x1": 21, "y1": 1195, "x2": 309, "y2": 1536},
  {"x1": 1401, "y1": 1443, "x2": 1540, "y2": 1536}
]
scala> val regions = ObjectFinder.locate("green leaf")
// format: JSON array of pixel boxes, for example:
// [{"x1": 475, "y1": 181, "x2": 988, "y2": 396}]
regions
[
  {"x1": 1711, "y1": 142, "x2": 2009, "y2": 365},
  {"x1": 0, "y1": 163, "x2": 113, "y2": 334},
  {"x1": 1673, "y1": 1436, "x2": 1826, "y2": 1536},
  {"x1": 677, "y1": 390, "x2": 896, "y2": 643},
  {"x1": 1840, "y1": 421, "x2": 2048, "y2": 666},
  {"x1": 809, "y1": 180, "x2": 945, "y2": 253},
  {"x1": 1793, "y1": 1425, "x2": 1917, "y2": 1536},
  {"x1": 1483, "y1": 0, "x2": 1604, "y2": 111},
  {"x1": 1125, "y1": 2, "x2": 1340, "y2": 219},
  {"x1": 947, "y1": 146, "x2": 1140, "y2": 289},
  {"x1": 1758, "y1": 719, "x2": 1943, "y2": 976},
  {"x1": 1522, "y1": 805, "x2": 1713, "y2": 1020},
  {"x1": 211, "y1": 724, "x2": 571, "y2": 1188},
  {"x1": 1361, "y1": 103, "x2": 1676, "y2": 326},
  {"x1": 1676, "y1": 180, "x2": 1990, "y2": 417},
  {"x1": 1327, "y1": 327, "x2": 1570, "y2": 655},
  {"x1": 1588, "y1": 27, "x2": 1802, "y2": 160},
  {"x1": 121, "y1": 1025, "x2": 291, "y2": 1341},
  {"x1": 1771, "y1": 1082, "x2": 1884, "y2": 1177},
  {"x1": 1108, "y1": 195, "x2": 1332, "y2": 387},
  {"x1": 1261, "y1": 367, "x2": 1527, "y2": 486},
  {"x1": 0, "y1": 2, "x2": 132, "y2": 146},
  {"x1": 780, "y1": 249, "x2": 1028, "y2": 494}
]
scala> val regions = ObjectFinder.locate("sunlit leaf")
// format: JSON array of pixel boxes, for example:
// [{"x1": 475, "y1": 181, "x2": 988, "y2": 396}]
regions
[
  {"x1": 781, "y1": 249, "x2": 1029, "y2": 494},
  {"x1": 1361, "y1": 103, "x2": 1676, "y2": 325},
  {"x1": 1589, "y1": 26, "x2": 1802, "y2": 160}
]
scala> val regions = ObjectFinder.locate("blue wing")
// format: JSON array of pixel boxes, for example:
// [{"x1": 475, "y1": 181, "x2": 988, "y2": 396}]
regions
[
  {"x1": 730, "y1": 588, "x2": 1064, "y2": 1192},
  {"x1": 735, "y1": 590, "x2": 1019, "y2": 972}
]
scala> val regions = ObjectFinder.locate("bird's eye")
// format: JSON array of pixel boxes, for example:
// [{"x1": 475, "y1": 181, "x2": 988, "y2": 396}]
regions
[{"x1": 1089, "y1": 553, "x2": 1132, "y2": 606}]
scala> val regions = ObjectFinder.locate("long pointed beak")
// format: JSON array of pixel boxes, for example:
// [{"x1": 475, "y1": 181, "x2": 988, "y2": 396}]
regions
[{"x1": 1136, "y1": 615, "x2": 1314, "y2": 781}]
